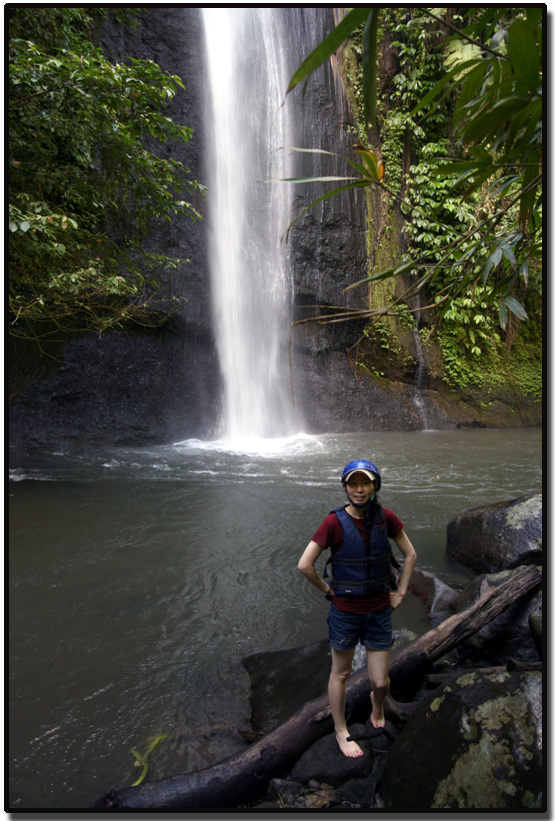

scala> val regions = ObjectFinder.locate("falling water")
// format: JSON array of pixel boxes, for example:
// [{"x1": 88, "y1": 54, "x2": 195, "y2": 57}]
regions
[
  {"x1": 202, "y1": 9, "x2": 299, "y2": 441},
  {"x1": 410, "y1": 287, "x2": 431, "y2": 429}
]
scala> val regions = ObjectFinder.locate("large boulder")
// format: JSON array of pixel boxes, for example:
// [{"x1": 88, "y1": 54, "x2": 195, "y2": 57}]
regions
[
  {"x1": 529, "y1": 606, "x2": 543, "y2": 658},
  {"x1": 381, "y1": 670, "x2": 542, "y2": 809},
  {"x1": 446, "y1": 495, "x2": 542, "y2": 574},
  {"x1": 454, "y1": 569, "x2": 542, "y2": 664},
  {"x1": 242, "y1": 640, "x2": 331, "y2": 734},
  {"x1": 290, "y1": 725, "x2": 374, "y2": 788},
  {"x1": 408, "y1": 567, "x2": 460, "y2": 621},
  {"x1": 242, "y1": 630, "x2": 418, "y2": 735}
]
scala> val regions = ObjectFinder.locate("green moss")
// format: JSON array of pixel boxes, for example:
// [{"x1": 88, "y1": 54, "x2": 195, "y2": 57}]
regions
[{"x1": 341, "y1": 11, "x2": 542, "y2": 418}]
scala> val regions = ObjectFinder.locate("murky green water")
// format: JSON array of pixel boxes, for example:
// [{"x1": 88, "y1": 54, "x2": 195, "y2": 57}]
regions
[{"x1": 9, "y1": 428, "x2": 542, "y2": 808}]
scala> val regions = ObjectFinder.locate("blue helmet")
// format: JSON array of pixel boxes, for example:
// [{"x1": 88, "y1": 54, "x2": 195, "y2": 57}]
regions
[{"x1": 341, "y1": 459, "x2": 381, "y2": 492}]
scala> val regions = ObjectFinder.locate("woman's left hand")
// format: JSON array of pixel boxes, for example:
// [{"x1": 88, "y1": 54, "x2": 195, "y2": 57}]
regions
[{"x1": 390, "y1": 590, "x2": 405, "y2": 610}]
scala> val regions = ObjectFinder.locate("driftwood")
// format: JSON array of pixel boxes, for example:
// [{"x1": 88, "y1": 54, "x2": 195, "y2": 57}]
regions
[
  {"x1": 506, "y1": 657, "x2": 542, "y2": 672},
  {"x1": 94, "y1": 564, "x2": 541, "y2": 810}
]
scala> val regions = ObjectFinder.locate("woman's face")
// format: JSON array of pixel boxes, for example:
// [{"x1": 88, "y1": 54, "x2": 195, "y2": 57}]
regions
[{"x1": 344, "y1": 472, "x2": 375, "y2": 507}]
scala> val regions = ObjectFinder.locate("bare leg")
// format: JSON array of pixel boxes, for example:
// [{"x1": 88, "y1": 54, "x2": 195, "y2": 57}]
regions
[
  {"x1": 366, "y1": 649, "x2": 390, "y2": 729},
  {"x1": 328, "y1": 647, "x2": 364, "y2": 757}
]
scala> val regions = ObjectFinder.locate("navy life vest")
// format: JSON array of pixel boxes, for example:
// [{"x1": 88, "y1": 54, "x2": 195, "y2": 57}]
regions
[{"x1": 324, "y1": 505, "x2": 395, "y2": 596}]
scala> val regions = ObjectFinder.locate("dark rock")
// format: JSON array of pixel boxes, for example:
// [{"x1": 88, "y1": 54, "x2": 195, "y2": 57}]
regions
[
  {"x1": 9, "y1": 327, "x2": 221, "y2": 453},
  {"x1": 242, "y1": 632, "x2": 418, "y2": 737},
  {"x1": 267, "y1": 778, "x2": 306, "y2": 807},
  {"x1": 242, "y1": 639, "x2": 331, "y2": 734},
  {"x1": 331, "y1": 772, "x2": 379, "y2": 808},
  {"x1": 381, "y1": 670, "x2": 542, "y2": 809},
  {"x1": 249, "y1": 801, "x2": 280, "y2": 809},
  {"x1": 529, "y1": 607, "x2": 543, "y2": 658},
  {"x1": 382, "y1": 697, "x2": 420, "y2": 726},
  {"x1": 455, "y1": 569, "x2": 542, "y2": 664},
  {"x1": 409, "y1": 567, "x2": 460, "y2": 620},
  {"x1": 392, "y1": 627, "x2": 419, "y2": 648},
  {"x1": 291, "y1": 725, "x2": 373, "y2": 787},
  {"x1": 302, "y1": 783, "x2": 335, "y2": 809},
  {"x1": 364, "y1": 718, "x2": 400, "y2": 751},
  {"x1": 446, "y1": 495, "x2": 542, "y2": 574}
]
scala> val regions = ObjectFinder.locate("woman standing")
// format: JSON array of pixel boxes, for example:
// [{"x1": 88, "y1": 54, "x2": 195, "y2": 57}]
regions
[{"x1": 298, "y1": 459, "x2": 417, "y2": 758}]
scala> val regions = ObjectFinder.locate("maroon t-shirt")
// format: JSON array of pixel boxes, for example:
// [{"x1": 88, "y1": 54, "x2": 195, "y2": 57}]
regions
[{"x1": 313, "y1": 507, "x2": 404, "y2": 614}]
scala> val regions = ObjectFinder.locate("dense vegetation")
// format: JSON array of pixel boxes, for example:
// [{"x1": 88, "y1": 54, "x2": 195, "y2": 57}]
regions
[
  {"x1": 8, "y1": 7, "x2": 204, "y2": 349},
  {"x1": 288, "y1": 7, "x2": 542, "y2": 406},
  {"x1": 8, "y1": 7, "x2": 541, "y2": 419}
]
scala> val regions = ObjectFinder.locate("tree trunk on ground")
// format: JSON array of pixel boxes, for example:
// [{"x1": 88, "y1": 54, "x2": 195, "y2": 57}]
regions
[{"x1": 94, "y1": 565, "x2": 541, "y2": 810}]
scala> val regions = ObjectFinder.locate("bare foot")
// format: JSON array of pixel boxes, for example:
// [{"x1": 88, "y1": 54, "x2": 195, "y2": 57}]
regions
[
  {"x1": 370, "y1": 691, "x2": 385, "y2": 728},
  {"x1": 336, "y1": 730, "x2": 364, "y2": 758}
]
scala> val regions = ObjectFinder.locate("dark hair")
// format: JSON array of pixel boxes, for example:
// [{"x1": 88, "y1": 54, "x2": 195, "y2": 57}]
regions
[{"x1": 364, "y1": 493, "x2": 386, "y2": 546}]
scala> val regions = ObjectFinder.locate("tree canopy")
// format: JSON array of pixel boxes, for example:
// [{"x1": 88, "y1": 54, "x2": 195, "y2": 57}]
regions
[
  {"x1": 8, "y1": 7, "x2": 204, "y2": 346},
  {"x1": 285, "y1": 7, "x2": 543, "y2": 332}
]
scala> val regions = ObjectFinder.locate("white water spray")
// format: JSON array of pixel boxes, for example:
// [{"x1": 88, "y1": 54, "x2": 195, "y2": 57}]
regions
[{"x1": 202, "y1": 9, "x2": 299, "y2": 441}]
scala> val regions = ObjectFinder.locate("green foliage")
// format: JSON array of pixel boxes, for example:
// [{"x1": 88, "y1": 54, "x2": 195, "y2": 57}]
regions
[
  {"x1": 435, "y1": 285, "x2": 541, "y2": 397},
  {"x1": 413, "y1": 8, "x2": 543, "y2": 329},
  {"x1": 379, "y1": 8, "x2": 448, "y2": 194},
  {"x1": 365, "y1": 319, "x2": 403, "y2": 355},
  {"x1": 402, "y1": 141, "x2": 476, "y2": 257},
  {"x1": 8, "y1": 7, "x2": 205, "y2": 344},
  {"x1": 130, "y1": 734, "x2": 170, "y2": 787},
  {"x1": 436, "y1": 287, "x2": 501, "y2": 387},
  {"x1": 285, "y1": 7, "x2": 543, "y2": 332}
]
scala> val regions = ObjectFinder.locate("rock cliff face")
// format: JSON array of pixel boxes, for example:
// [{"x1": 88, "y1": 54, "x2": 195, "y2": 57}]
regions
[
  {"x1": 7, "y1": 8, "x2": 540, "y2": 454},
  {"x1": 10, "y1": 7, "x2": 381, "y2": 452},
  {"x1": 10, "y1": 8, "x2": 221, "y2": 452}
]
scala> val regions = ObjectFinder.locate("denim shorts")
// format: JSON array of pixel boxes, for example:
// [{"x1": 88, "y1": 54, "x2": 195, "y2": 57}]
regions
[{"x1": 327, "y1": 605, "x2": 393, "y2": 651}]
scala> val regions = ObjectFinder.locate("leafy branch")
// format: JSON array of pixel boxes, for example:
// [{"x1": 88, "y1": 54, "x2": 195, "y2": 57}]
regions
[
  {"x1": 8, "y1": 8, "x2": 205, "y2": 343},
  {"x1": 284, "y1": 7, "x2": 542, "y2": 331}
]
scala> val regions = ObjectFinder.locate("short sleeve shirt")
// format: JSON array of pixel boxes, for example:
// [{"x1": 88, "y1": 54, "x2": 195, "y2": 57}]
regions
[{"x1": 313, "y1": 507, "x2": 404, "y2": 614}]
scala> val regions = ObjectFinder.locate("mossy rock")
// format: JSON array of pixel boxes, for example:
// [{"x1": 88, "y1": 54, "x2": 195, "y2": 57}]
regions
[{"x1": 381, "y1": 670, "x2": 542, "y2": 809}]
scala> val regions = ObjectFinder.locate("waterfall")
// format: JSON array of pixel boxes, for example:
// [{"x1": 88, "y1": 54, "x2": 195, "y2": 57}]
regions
[
  {"x1": 410, "y1": 288, "x2": 431, "y2": 429},
  {"x1": 202, "y1": 9, "x2": 299, "y2": 441}
]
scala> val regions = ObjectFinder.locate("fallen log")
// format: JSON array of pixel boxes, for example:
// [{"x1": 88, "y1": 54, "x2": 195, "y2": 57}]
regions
[
  {"x1": 94, "y1": 564, "x2": 541, "y2": 810},
  {"x1": 506, "y1": 657, "x2": 542, "y2": 672}
]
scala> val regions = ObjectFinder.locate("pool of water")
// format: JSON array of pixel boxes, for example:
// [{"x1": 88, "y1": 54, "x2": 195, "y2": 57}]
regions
[{"x1": 8, "y1": 428, "x2": 543, "y2": 808}]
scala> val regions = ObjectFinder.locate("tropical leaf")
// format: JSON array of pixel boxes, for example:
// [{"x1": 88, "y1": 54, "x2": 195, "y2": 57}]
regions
[
  {"x1": 444, "y1": 40, "x2": 482, "y2": 75},
  {"x1": 461, "y1": 8, "x2": 505, "y2": 42},
  {"x1": 287, "y1": 8, "x2": 370, "y2": 94},
  {"x1": 519, "y1": 153, "x2": 541, "y2": 231},
  {"x1": 502, "y1": 295, "x2": 529, "y2": 323},
  {"x1": 130, "y1": 734, "x2": 170, "y2": 788},
  {"x1": 411, "y1": 58, "x2": 481, "y2": 120},
  {"x1": 507, "y1": 19, "x2": 541, "y2": 93},
  {"x1": 284, "y1": 180, "x2": 369, "y2": 243},
  {"x1": 483, "y1": 247, "x2": 503, "y2": 282},
  {"x1": 353, "y1": 145, "x2": 384, "y2": 180},
  {"x1": 284, "y1": 7, "x2": 542, "y2": 332},
  {"x1": 451, "y1": 62, "x2": 489, "y2": 129},
  {"x1": 362, "y1": 8, "x2": 379, "y2": 128},
  {"x1": 462, "y1": 95, "x2": 532, "y2": 144}
]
